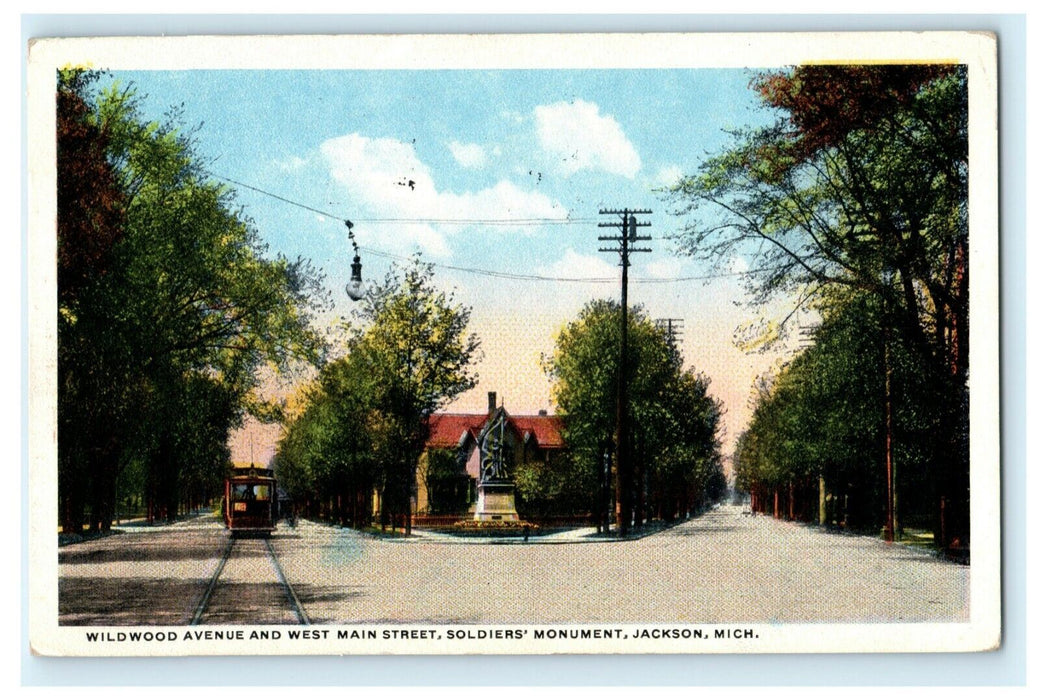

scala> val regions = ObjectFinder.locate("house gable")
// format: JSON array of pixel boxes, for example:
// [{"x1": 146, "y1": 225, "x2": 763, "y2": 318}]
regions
[{"x1": 418, "y1": 405, "x2": 566, "y2": 514}]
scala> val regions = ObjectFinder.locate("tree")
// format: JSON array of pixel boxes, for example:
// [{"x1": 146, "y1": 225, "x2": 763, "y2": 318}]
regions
[
  {"x1": 340, "y1": 258, "x2": 480, "y2": 533},
  {"x1": 57, "y1": 69, "x2": 136, "y2": 534},
  {"x1": 734, "y1": 292, "x2": 947, "y2": 533},
  {"x1": 56, "y1": 71, "x2": 328, "y2": 532},
  {"x1": 654, "y1": 369, "x2": 726, "y2": 520},
  {"x1": 275, "y1": 361, "x2": 379, "y2": 528},
  {"x1": 543, "y1": 299, "x2": 725, "y2": 527},
  {"x1": 56, "y1": 70, "x2": 125, "y2": 307},
  {"x1": 669, "y1": 65, "x2": 969, "y2": 551},
  {"x1": 419, "y1": 448, "x2": 470, "y2": 516}
]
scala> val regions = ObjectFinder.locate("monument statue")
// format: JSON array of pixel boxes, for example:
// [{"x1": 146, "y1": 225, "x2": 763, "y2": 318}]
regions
[
  {"x1": 473, "y1": 407, "x2": 519, "y2": 521},
  {"x1": 479, "y1": 410, "x2": 508, "y2": 482}
]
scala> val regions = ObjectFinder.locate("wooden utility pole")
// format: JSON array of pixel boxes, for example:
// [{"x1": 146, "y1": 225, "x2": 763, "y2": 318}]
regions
[
  {"x1": 599, "y1": 208, "x2": 651, "y2": 536},
  {"x1": 881, "y1": 267, "x2": 898, "y2": 543},
  {"x1": 654, "y1": 318, "x2": 684, "y2": 348},
  {"x1": 883, "y1": 306, "x2": 897, "y2": 543}
]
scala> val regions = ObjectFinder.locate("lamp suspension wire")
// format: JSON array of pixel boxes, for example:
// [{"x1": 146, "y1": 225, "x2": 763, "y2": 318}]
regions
[{"x1": 205, "y1": 169, "x2": 767, "y2": 285}]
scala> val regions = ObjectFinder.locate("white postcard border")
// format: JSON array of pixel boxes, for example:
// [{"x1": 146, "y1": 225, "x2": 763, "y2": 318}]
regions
[{"x1": 27, "y1": 30, "x2": 1000, "y2": 657}]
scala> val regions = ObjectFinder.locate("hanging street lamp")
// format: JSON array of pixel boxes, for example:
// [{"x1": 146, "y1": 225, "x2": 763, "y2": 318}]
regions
[{"x1": 344, "y1": 219, "x2": 365, "y2": 301}]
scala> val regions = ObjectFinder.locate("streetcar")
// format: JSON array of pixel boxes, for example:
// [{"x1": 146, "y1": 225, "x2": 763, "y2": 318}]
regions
[{"x1": 224, "y1": 464, "x2": 277, "y2": 536}]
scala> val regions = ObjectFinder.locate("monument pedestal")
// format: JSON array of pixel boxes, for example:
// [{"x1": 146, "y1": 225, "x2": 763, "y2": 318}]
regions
[{"x1": 474, "y1": 481, "x2": 519, "y2": 521}]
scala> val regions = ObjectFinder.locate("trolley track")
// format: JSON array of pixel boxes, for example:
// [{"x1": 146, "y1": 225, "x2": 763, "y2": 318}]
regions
[
  {"x1": 265, "y1": 538, "x2": 310, "y2": 625},
  {"x1": 191, "y1": 535, "x2": 308, "y2": 625}
]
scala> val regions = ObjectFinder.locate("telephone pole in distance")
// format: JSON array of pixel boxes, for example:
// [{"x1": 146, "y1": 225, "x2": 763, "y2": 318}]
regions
[
  {"x1": 654, "y1": 318, "x2": 684, "y2": 348},
  {"x1": 598, "y1": 208, "x2": 651, "y2": 536}
]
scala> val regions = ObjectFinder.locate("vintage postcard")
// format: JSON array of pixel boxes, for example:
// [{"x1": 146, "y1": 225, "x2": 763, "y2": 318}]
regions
[{"x1": 27, "y1": 31, "x2": 999, "y2": 656}]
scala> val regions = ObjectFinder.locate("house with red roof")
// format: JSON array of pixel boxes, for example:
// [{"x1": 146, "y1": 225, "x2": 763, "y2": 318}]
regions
[{"x1": 416, "y1": 392, "x2": 565, "y2": 516}]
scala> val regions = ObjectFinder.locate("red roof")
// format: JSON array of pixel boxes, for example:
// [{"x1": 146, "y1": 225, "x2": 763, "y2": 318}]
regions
[
  {"x1": 510, "y1": 415, "x2": 565, "y2": 448},
  {"x1": 426, "y1": 413, "x2": 486, "y2": 448},
  {"x1": 426, "y1": 412, "x2": 564, "y2": 450}
]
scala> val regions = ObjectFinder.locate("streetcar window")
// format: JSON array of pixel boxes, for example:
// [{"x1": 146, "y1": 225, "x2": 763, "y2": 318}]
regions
[{"x1": 232, "y1": 484, "x2": 270, "y2": 501}]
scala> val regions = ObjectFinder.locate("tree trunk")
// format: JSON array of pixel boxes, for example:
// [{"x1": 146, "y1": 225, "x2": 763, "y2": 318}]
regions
[{"x1": 818, "y1": 476, "x2": 827, "y2": 526}]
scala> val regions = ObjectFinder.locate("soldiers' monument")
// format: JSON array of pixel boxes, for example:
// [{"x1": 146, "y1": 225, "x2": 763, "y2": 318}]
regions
[{"x1": 474, "y1": 409, "x2": 519, "y2": 521}]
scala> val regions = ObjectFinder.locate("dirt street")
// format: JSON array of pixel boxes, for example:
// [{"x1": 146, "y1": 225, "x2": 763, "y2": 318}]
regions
[{"x1": 58, "y1": 506, "x2": 969, "y2": 625}]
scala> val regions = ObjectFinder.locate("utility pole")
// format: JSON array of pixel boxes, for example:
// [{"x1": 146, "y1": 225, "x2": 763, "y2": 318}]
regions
[
  {"x1": 881, "y1": 267, "x2": 898, "y2": 543},
  {"x1": 654, "y1": 318, "x2": 684, "y2": 348},
  {"x1": 599, "y1": 208, "x2": 651, "y2": 536}
]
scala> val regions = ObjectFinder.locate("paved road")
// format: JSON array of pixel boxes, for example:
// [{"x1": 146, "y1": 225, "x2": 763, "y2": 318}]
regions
[
  {"x1": 196, "y1": 538, "x2": 302, "y2": 625},
  {"x1": 58, "y1": 515, "x2": 226, "y2": 625},
  {"x1": 58, "y1": 505, "x2": 968, "y2": 625}
]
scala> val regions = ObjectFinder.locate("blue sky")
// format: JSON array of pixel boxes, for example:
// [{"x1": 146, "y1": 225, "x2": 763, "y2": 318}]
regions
[{"x1": 103, "y1": 68, "x2": 793, "y2": 462}]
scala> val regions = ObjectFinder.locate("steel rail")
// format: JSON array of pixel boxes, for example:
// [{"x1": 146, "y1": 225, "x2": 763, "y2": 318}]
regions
[
  {"x1": 189, "y1": 536, "x2": 234, "y2": 626},
  {"x1": 265, "y1": 538, "x2": 310, "y2": 625}
]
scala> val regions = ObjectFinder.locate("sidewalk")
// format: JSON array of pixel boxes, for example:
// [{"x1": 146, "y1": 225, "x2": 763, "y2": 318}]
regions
[
  {"x1": 59, "y1": 509, "x2": 216, "y2": 546},
  {"x1": 401, "y1": 525, "x2": 603, "y2": 545},
  {"x1": 396, "y1": 516, "x2": 690, "y2": 545}
]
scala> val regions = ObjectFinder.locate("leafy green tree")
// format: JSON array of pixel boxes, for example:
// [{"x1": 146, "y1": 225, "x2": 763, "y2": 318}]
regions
[
  {"x1": 296, "y1": 356, "x2": 380, "y2": 527},
  {"x1": 57, "y1": 69, "x2": 139, "y2": 534},
  {"x1": 514, "y1": 452, "x2": 592, "y2": 519},
  {"x1": 653, "y1": 370, "x2": 726, "y2": 520},
  {"x1": 56, "y1": 71, "x2": 328, "y2": 531},
  {"x1": 272, "y1": 388, "x2": 323, "y2": 516},
  {"x1": 341, "y1": 258, "x2": 480, "y2": 533},
  {"x1": 543, "y1": 299, "x2": 725, "y2": 527},
  {"x1": 735, "y1": 292, "x2": 946, "y2": 532},
  {"x1": 669, "y1": 65, "x2": 969, "y2": 550}
]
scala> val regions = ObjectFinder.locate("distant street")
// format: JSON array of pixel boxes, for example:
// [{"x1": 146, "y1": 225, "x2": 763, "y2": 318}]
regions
[{"x1": 59, "y1": 505, "x2": 968, "y2": 626}]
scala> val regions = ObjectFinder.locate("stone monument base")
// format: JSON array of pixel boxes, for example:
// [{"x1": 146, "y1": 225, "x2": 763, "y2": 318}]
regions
[{"x1": 474, "y1": 481, "x2": 519, "y2": 521}]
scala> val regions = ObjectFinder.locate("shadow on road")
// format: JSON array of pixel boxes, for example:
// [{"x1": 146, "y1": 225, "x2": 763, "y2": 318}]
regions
[
  {"x1": 662, "y1": 524, "x2": 739, "y2": 536},
  {"x1": 59, "y1": 536, "x2": 246, "y2": 565},
  {"x1": 292, "y1": 583, "x2": 366, "y2": 607},
  {"x1": 59, "y1": 576, "x2": 201, "y2": 626}
]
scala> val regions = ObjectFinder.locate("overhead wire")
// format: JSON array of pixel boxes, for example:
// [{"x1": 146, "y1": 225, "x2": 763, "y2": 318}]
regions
[
  {"x1": 360, "y1": 246, "x2": 768, "y2": 284},
  {"x1": 206, "y1": 169, "x2": 764, "y2": 284},
  {"x1": 208, "y1": 170, "x2": 594, "y2": 227}
]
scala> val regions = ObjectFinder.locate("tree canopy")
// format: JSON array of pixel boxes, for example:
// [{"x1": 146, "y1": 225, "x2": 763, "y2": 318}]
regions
[
  {"x1": 57, "y1": 70, "x2": 328, "y2": 532},
  {"x1": 670, "y1": 65, "x2": 969, "y2": 549},
  {"x1": 276, "y1": 258, "x2": 481, "y2": 533},
  {"x1": 734, "y1": 293, "x2": 945, "y2": 530},
  {"x1": 669, "y1": 64, "x2": 967, "y2": 373},
  {"x1": 542, "y1": 299, "x2": 725, "y2": 527}
]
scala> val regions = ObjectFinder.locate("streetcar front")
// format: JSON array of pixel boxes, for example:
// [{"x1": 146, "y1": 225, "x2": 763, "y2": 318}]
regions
[{"x1": 224, "y1": 465, "x2": 276, "y2": 537}]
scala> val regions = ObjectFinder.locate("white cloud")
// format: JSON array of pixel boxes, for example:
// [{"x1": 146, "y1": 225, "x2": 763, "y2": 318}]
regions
[
  {"x1": 367, "y1": 222, "x2": 451, "y2": 259},
  {"x1": 728, "y1": 255, "x2": 750, "y2": 275},
  {"x1": 534, "y1": 100, "x2": 641, "y2": 178},
  {"x1": 651, "y1": 164, "x2": 684, "y2": 189},
  {"x1": 438, "y1": 180, "x2": 562, "y2": 227},
  {"x1": 644, "y1": 258, "x2": 682, "y2": 279},
  {"x1": 320, "y1": 133, "x2": 568, "y2": 257},
  {"x1": 448, "y1": 141, "x2": 488, "y2": 169},
  {"x1": 321, "y1": 133, "x2": 436, "y2": 210},
  {"x1": 537, "y1": 248, "x2": 618, "y2": 281},
  {"x1": 500, "y1": 110, "x2": 525, "y2": 124},
  {"x1": 321, "y1": 134, "x2": 445, "y2": 255}
]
